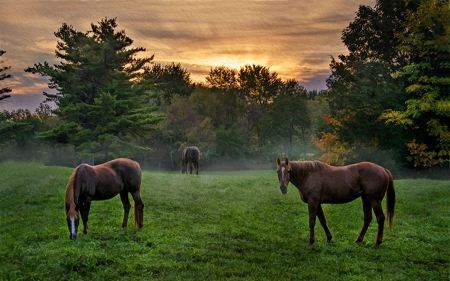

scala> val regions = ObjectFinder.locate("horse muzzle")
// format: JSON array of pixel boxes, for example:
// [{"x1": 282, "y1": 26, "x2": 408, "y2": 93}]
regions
[
  {"x1": 67, "y1": 217, "x2": 79, "y2": 240},
  {"x1": 280, "y1": 185, "x2": 287, "y2": 194}
]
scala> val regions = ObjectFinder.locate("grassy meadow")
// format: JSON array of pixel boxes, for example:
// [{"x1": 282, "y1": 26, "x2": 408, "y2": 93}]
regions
[{"x1": 0, "y1": 161, "x2": 449, "y2": 280}]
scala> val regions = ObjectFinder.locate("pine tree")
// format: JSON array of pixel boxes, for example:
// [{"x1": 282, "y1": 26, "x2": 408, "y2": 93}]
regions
[
  {"x1": 0, "y1": 50, "x2": 12, "y2": 102},
  {"x1": 25, "y1": 18, "x2": 164, "y2": 163}
]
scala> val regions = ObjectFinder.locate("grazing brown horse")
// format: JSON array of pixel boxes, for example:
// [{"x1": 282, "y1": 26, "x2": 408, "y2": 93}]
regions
[
  {"x1": 64, "y1": 158, "x2": 144, "y2": 239},
  {"x1": 276, "y1": 157, "x2": 395, "y2": 248},
  {"x1": 182, "y1": 146, "x2": 200, "y2": 175}
]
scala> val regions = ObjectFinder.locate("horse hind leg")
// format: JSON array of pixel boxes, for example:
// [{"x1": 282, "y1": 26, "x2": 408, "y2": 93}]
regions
[
  {"x1": 120, "y1": 191, "x2": 131, "y2": 228},
  {"x1": 317, "y1": 204, "x2": 332, "y2": 243},
  {"x1": 371, "y1": 200, "x2": 385, "y2": 248},
  {"x1": 355, "y1": 196, "x2": 373, "y2": 244}
]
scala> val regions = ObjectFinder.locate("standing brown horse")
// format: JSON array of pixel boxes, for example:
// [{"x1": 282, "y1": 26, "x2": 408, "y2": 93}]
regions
[
  {"x1": 65, "y1": 158, "x2": 144, "y2": 239},
  {"x1": 182, "y1": 146, "x2": 200, "y2": 175},
  {"x1": 276, "y1": 157, "x2": 395, "y2": 248}
]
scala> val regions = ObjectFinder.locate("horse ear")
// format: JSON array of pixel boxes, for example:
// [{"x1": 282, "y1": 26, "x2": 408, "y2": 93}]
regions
[
  {"x1": 285, "y1": 158, "x2": 289, "y2": 165},
  {"x1": 277, "y1": 157, "x2": 281, "y2": 166}
]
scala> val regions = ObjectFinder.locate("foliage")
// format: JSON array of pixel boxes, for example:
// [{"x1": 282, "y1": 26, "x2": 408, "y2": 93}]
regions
[
  {"x1": 321, "y1": 0, "x2": 449, "y2": 168},
  {"x1": 25, "y1": 18, "x2": 164, "y2": 162},
  {"x1": 0, "y1": 109, "x2": 36, "y2": 150},
  {"x1": 214, "y1": 125, "x2": 248, "y2": 159},
  {"x1": 0, "y1": 50, "x2": 12, "y2": 102},
  {"x1": 0, "y1": 161, "x2": 449, "y2": 280},
  {"x1": 144, "y1": 62, "x2": 193, "y2": 104},
  {"x1": 259, "y1": 80, "x2": 311, "y2": 147},
  {"x1": 311, "y1": 116, "x2": 356, "y2": 165},
  {"x1": 380, "y1": 0, "x2": 450, "y2": 166},
  {"x1": 238, "y1": 64, "x2": 283, "y2": 138},
  {"x1": 204, "y1": 67, "x2": 243, "y2": 128}
]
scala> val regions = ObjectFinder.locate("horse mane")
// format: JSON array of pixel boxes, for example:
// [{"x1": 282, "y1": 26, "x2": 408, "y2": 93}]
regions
[
  {"x1": 65, "y1": 164, "x2": 89, "y2": 217},
  {"x1": 289, "y1": 161, "x2": 327, "y2": 183},
  {"x1": 65, "y1": 170, "x2": 77, "y2": 216}
]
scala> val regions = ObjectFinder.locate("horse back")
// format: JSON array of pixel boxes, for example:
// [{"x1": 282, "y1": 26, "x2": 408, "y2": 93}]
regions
[
  {"x1": 75, "y1": 159, "x2": 141, "y2": 200},
  {"x1": 184, "y1": 146, "x2": 200, "y2": 162},
  {"x1": 295, "y1": 161, "x2": 390, "y2": 203},
  {"x1": 106, "y1": 158, "x2": 142, "y2": 191}
]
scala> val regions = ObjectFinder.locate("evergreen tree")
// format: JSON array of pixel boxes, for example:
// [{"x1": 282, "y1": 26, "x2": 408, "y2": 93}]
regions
[
  {"x1": 0, "y1": 50, "x2": 12, "y2": 102},
  {"x1": 25, "y1": 18, "x2": 164, "y2": 163}
]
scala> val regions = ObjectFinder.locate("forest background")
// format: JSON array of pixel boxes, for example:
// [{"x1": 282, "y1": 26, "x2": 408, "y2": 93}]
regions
[{"x1": 0, "y1": 0, "x2": 448, "y2": 179}]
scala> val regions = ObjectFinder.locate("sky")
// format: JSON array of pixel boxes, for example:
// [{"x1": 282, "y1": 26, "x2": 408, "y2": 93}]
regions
[{"x1": 0, "y1": 0, "x2": 375, "y2": 112}]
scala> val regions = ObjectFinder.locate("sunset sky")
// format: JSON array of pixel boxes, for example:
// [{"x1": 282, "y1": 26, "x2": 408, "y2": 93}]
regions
[{"x1": 0, "y1": 0, "x2": 375, "y2": 111}]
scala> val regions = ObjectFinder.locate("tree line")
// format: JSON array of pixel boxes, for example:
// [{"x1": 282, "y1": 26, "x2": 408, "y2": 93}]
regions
[{"x1": 0, "y1": 0, "x2": 448, "y2": 176}]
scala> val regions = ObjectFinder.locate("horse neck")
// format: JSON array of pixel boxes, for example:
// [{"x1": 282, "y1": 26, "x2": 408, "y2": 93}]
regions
[
  {"x1": 290, "y1": 161, "x2": 325, "y2": 187},
  {"x1": 65, "y1": 164, "x2": 91, "y2": 213},
  {"x1": 65, "y1": 171, "x2": 79, "y2": 217}
]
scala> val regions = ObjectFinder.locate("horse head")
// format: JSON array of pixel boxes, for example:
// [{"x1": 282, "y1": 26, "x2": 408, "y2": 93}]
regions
[{"x1": 276, "y1": 157, "x2": 291, "y2": 194}]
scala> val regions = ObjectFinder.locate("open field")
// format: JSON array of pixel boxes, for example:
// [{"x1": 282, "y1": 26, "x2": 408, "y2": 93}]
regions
[{"x1": 0, "y1": 161, "x2": 449, "y2": 280}]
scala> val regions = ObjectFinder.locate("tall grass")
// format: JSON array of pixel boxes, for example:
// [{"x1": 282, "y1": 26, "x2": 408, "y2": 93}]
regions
[{"x1": 0, "y1": 161, "x2": 448, "y2": 280}]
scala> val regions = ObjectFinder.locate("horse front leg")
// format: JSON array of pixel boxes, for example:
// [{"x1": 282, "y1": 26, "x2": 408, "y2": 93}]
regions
[
  {"x1": 307, "y1": 202, "x2": 319, "y2": 246},
  {"x1": 317, "y1": 204, "x2": 332, "y2": 243},
  {"x1": 356, "y1": 196, "x2": 372, "y2": 244},
  {"x1": 120, "y1": 191, "x2": 131, "y2": 228},
  {"x1": 80, "y1": 200, "x2": 91, "y2": 235}
]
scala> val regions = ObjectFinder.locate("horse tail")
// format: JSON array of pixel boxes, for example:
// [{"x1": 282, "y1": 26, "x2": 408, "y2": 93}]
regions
[
  {"x1": 133, "y1": 188, "x2": 144, "y2": 229},
  {"x1": 385, "y1": 168, "x2": 395, "y2": 232}
]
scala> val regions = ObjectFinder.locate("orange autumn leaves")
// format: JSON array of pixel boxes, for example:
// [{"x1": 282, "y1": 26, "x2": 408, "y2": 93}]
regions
[{"x1": 311, "y1": 115, "x2": 356, "y2": 166}]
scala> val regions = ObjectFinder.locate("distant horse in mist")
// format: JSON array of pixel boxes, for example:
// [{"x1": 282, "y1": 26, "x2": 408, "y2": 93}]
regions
[
  {"x1": 276, "y1": 157, "x2": 395, "y2": 248},
  {"x1": 64, "y1": 158, "x2": 144, "y2": 239},
  {"x1": 182, "y1": 146, "x2": 200, "y2": 175}
]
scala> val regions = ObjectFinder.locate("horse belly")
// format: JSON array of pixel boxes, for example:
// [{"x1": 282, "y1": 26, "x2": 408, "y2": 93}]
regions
[
  {"x1": 91, "y1": 183, "x2": 123, "y2": 200},
  {"x1": 321, "y1": 185, "x2": 362, "y2": 204}
]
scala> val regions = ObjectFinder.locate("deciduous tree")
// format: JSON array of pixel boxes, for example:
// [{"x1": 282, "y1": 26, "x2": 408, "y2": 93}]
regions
[
  {"x1": 381, "y1": 0, "x2": 450, "y2": 167},
  {"x1": 145, "y1": 62, "x2": 193, "y2": 104}
]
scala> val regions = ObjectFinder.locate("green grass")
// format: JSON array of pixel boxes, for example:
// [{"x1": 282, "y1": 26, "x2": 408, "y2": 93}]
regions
[{"x1": 0, "y1": 161, "x2": 449, "y2": 280}]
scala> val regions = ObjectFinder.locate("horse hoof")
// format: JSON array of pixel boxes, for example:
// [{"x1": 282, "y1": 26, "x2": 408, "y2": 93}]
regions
[{"x1": 373, "y1": 243, "x2": 380, "y2": 249}]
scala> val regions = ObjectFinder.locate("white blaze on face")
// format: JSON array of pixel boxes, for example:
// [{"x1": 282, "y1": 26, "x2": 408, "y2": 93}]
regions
[
  {"x1": 69, "y1": 218, "x2": 77, "y2": 237},
  {"x1": 281, "y1": 167, "x2": 285, "y2": 182}
]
